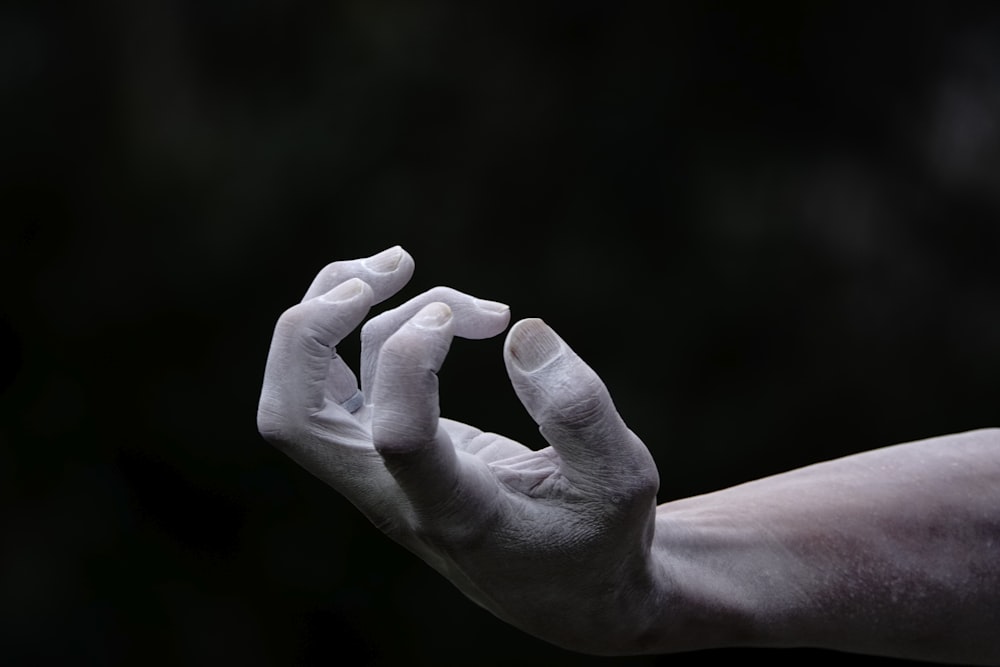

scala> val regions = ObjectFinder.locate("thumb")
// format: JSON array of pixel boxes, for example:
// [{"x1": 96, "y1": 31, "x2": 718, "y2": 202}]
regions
[{"x1": 503, "y1": 319, "x2": 658, "y2": 496}]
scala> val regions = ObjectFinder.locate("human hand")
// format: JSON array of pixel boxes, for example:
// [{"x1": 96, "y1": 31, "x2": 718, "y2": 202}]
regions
[{"x1": 257, "y1": 246, "x2": 663, "y2": 653}]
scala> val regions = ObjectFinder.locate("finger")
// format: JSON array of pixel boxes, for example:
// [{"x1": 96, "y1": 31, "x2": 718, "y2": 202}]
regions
[
  {"x1": 503, "y1": 318, "x2": 657, "y2": 496},
  {"x1": 259, "y1": 278, "x2": 375, "y2": 442},
  {"x1": 360, "y1": 286, "x2": 510, "y2": 396},
  {"x1": 293, "y1": 245, "x2": 411, "y2": 411},
  {"x1": 370, "y1": 303, "x2": 490, "y2": 518},
  {"x1": 301, "y1": 245, "x2": 415, "y2": 304}
]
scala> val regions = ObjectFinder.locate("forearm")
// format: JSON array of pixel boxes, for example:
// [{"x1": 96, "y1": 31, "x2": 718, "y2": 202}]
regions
[{"x1": 644, "y1": 428, "x2": 1000, "y2": 663}]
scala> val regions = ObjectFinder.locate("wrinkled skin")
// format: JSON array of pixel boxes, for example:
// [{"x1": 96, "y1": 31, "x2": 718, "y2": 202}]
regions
[{"x1": 258, "y1": 247, "x2": 1000, "y2": 663}]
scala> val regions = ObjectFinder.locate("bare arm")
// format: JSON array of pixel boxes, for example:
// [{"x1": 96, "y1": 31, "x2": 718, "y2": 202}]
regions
[
  {"x1": 644, "y1": 429, "x2": 1000, "y2": 663},
  {"x1": 257, "y1": 247, "x2": 1000, "y2": 664}
]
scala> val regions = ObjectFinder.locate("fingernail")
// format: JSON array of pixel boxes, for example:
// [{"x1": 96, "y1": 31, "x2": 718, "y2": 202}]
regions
[
  {"x1": 412, "y1": 302, "x2": 452, "y2": 329},
  {"x1": 474, "y1": 298, "x2": 510, "y2": 314},
  {"x1": 363, "y1": 246, "x2": 404, "y2": 273},
  {"x1": 320, "y1": 277, "x2": 366, "y2": 303},
  {"x1": 509, "y1": 318, "x2": 561, "y2": 371}
]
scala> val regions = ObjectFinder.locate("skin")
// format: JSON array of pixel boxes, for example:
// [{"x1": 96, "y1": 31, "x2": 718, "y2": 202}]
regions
[{"x1": 257, "y1": 246, "x2": 1000, "y2": 664}]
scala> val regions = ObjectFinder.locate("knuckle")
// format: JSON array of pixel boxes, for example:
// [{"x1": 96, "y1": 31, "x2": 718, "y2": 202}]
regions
[
  {"x1": 609, "y1": 448, "x2": 659, "y2": 517},
  {"x1": 276, "y1": 300, "x2": 347, "y2": 350},
  {"x1": 599, "y1": 480, "x2": 658, "y2": 527},
  {"x1": 377, "y1": 339, "x2": 416, "y2": 368},
  {"x1": 275, "y1": 301, "x2": 313, "y2": 334},
  {"x1": 548, "y1": 371, "x2": 608, "y2": 432},
  {"x1": 256, "y1": 406, "x2": 290, "y2": 445},
  {"x1": 372, "y1": 407, "x2": 441, "y2": 455},
  {"x1": 425, "y1": 285, "x2": 459, "y2": 302},
  {"x1": 318, "y1": 260, "x2": 349, "y2": 283},
  {"x1": 256, "y1": 392, "x2": 306, "y2": 450},
  {"x1": 628, "y1": 449, "x2": 660, "y2": 497}
]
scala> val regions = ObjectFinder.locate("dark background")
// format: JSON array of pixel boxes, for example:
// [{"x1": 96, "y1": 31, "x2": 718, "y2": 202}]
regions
[{"x1": 3, "y1": 1, "x2": 999, "y2": 665}]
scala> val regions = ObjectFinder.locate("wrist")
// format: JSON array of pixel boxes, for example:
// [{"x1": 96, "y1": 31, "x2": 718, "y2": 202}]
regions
[{"x1": 631, "y1": 509, "x2": 777, "y2": 655}]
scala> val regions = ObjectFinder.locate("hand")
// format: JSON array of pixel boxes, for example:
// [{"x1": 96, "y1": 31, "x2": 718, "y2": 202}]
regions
[
  {"x1": 257, "y1": 246, "x2": 663, "y2": 653},
  {"x1": 258, "y1": 247, "x2": 1000, "y2": 663}
]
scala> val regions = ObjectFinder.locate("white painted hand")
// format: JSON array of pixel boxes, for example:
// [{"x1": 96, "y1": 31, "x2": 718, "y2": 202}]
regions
[
  {"x1": 258, "y1": 247, "x2": 1000, "y2": 663},
  {"x1": 257, "y1": 246, "x2": 661, "y2": 652}
]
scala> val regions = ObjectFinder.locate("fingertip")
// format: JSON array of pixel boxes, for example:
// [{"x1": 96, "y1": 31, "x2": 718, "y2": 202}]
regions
[
  {"x1": 411, "y1": 301, "x2": 453, "y2": 329},
  {"x1": 363, "y1": 244, "x2": 414, "y2": 277},
  {"x1": 505, "y1": 318, "x2": 563, "y2": 372},
  {"x1": 302, "y1": 248, "x2": 414, "y2": 303},
  {"x1": 362, "y1": 245, "x2": 404, "y2": 273},
  {"x1": 395, "y1": 247, "x2": 416, "y2": 281},
  {"x1": 474, "y1": 297, "x2": 512, "y2": 332},
  {"x1": 474, "y1": 297, "x2": 510, "y2": 315},
  {"x1": 318, "y1": 277, "x2": 373, "y2": 303},
  {"x1": 361, "y1": 246, "x2": 415, "y2": 305}
]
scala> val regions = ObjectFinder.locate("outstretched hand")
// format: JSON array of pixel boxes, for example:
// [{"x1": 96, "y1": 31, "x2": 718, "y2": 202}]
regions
[{"x1": 257, "y1": 246, "x2": 661, "y2": 652}]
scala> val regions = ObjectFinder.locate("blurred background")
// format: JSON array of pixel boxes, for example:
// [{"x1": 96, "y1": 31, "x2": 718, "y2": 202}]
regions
[{"x1": 3, "y1": 1, "x2": 999, "y2": 665}]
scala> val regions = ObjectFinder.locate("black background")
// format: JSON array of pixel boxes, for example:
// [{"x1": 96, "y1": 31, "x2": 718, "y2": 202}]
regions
[{"x1": 3, "y1": 1, "x2": 1000, "y2": 665}]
